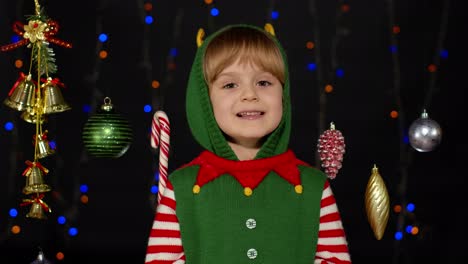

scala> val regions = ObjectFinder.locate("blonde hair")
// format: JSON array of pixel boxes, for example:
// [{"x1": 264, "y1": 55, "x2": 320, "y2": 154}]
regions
[{"x1": 203, "y1": 27, "x2": 285, "y2": 85}]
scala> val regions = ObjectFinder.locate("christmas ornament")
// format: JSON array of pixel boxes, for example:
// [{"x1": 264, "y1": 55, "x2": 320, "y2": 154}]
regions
[
  {"x1": 365, "y1": 165, "x2": 390, "y2": 240},
  {"x1": 21, "y1": 110, "x2": 47, "y2": 124},
  {"x1": 82, "y1": 97, "x2": 133, "y2": 158},
  {"x1": 1, "y1": 0, "x2": 72, "y2": 217},
  {"x1": 408, "y1": 109, "x2": 442, "y2": 152},
  {"x1": 317, "y1": 122, "x2": 346, "y2": 179},
  {"x1": 21, "y1": 193, "x2": 51, "y2": 220},
  {"x1": 22, "y1": 161, "x2": 51, "y2": 195},
  {"x1": 151, "y1": 110, "x2": 171, "y2": 203},
  {"x1": 34, "y1": 131, "x2": 56, "y2": 159},
  {"x1": 30, "y1": 249, "x2": 52, "y2": 264},
  {"x1": 25, "y1": 198, "x2": 49, "y2": 220},
  {"x1": 41, "y1": 77, "x2": 71, "y2": 114},
  {"x1": 3, "y1": 72, "x2": 36, "y2": 112}
]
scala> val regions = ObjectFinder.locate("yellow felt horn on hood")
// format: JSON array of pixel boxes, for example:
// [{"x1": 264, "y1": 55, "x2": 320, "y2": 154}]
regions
[
  {"x1": 264, "y1": 23, "x2": 275, "y2": 36},
  {"x1": 197, "y1": 24, "x2": 275, "y2": 47},
  {"x1": 196, "y1": 28, "x2": 205, "y2": 47}
]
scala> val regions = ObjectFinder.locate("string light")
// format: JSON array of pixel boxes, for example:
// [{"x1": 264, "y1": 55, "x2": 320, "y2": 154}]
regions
[
  {"x1": 151, "y1": 80, "x2": 160, "y2": 89},
  {"x1": 386, "y1": 0, "x2": 450, "y2": 256},
  {"x1": 56, "y1": 252, "x2": 65, "y2": 261},
  {"x1": 307, "y1": 0, "x2": 351, "y2": 166},
  {"x1": 140, "y1": 0, "x2": 169, "y2": 209},
  {"x1": 4, "y1": 121, "x2": 14, "y2": 131},
  {"x1": 271, "y1": 11, "x2": 279, "y2": 20},
  {"x1": 393, "y1": 204, "x2": 402, "y2": 213},
  {"x1": 210, "y1": 8, "x2": 220, "y2": 17},
  {"x1": 394, "y1": 231, "x2": 403, "y2": 240},
  {"x1": 14, "y1": 59, "x2": 23, "y2": 68},
  {"x1": 11, "y1": 225, "x2": 21, "y2": 234},
  {"x1": 385, "y1": 0, "x2": 412, "y2": 248},
  {"x1": 144, "y1": 105, "x2": 152, "y2": 113}
]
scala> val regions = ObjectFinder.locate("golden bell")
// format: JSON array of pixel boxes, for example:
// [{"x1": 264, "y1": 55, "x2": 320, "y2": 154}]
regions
[
  {"x1": 26, "y1": 201, "x2": 48, "y2": 220},
  {"x1": 20, "y1": 109, "x2": 47, "y2": 124},
  {"x1": 36, "y1": 135, "x2": 55, "y2": 159},
  {"x1": 3, "y1": 74, "x2": 36, "y2": 112},
  {"x1": 42, "y1": 80, "x2": 71, "y2": 114},
  {"x1": 23, "y1": 166, "x2": 51, "y2": 194}
]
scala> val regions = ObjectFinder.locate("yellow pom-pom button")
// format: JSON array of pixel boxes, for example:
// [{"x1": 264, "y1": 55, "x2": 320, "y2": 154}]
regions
[
  {"x1": 193, "y1": 184, "x2": 200, "y2": 194},
  {"x1": 295, "y1": 185, "x2": 303, "y2": 194},
  {"x1": 244, "y1": 187, "x2": 253, "y2": 196}
]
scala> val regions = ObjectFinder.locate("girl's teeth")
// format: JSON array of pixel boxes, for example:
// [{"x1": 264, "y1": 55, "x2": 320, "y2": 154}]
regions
[{"x1": 240, "y1": 111, "x2": 261, "y2": 116}]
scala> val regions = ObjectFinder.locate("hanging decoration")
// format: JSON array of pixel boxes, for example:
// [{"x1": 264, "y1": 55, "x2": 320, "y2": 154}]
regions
[
  {"x1": 82, "y1": 97, "x2": 133, "y2": 158},
  {"x1": 1, "y1": 0, "x2": 72, "y2": 219},
  {"x1": 30, "y1": 248, "x2": 52, "y2": 264},
  {"x1": 365, "y1": 164, "x2": 390, "y2": 240},
  {"x1": 317, "y1": 122, "x2": 346, "y2": 179},
  {"x1": 408, "y1": 109, "x2": 442, "y2": 152},
  {"x1": 151, "y1": 110, "x2": 171, "y2": 203}
]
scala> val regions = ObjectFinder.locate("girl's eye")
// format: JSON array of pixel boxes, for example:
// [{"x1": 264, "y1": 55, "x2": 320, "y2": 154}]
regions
[
  {"x1": 257, "y1": 80, "x2": 272, "y2": 86},
  {"x1": 223, "y1": 82, "x2": 237, "y2": 89}
]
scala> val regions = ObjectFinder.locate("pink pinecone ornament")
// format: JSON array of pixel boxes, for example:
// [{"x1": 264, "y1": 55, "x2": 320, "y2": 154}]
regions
[{"x1": 317, "y1": 122, "x2": 346, "y2": 179}]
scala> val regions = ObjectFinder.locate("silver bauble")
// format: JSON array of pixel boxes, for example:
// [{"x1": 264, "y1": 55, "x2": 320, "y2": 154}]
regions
[
  {"x1": 408, "y1": 110, "x2": 442, "y2": 152},
  {"x1": 30, "y1": 250, "x2": 51, "y2": 264}
]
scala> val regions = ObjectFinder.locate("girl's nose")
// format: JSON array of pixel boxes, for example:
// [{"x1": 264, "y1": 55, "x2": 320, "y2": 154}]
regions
[{"x1": 241, "y1": 86, "x2": 259, "y2": 102}]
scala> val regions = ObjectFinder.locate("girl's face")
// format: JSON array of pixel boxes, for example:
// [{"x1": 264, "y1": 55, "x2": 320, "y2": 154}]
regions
[{"x1": 209, "y1": 59, "x2": 283, "y2": 148}]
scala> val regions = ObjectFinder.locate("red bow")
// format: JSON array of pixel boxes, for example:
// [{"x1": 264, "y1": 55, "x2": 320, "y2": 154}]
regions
[
  {"x1": 22, "y1": 160, "x2": 49, "y2": 176},
  {"x1": 1, "y1": 20, "x2": 72, "y2": 52},
  {"x1": 8, "y1": 72, "x2": 31, "y2": 96},
  {"x1": 20, "y1": 193, "x2": 51, "y2": 212},
  {"x1": 32, "y1": 130, "x2": 49, "y2": 145},
  {"x1": 41, "y1": 77, "x2": 66, "y2": 89}
]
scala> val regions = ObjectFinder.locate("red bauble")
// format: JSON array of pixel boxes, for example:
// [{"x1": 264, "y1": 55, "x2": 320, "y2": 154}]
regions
[{"x1": 317, "y1": 122, "x2": 346, "y2": 179}]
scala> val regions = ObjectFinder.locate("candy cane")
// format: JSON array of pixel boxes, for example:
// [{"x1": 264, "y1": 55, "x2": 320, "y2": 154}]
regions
[{"x1": 151, "y1": 110, "x2": 170, "y2": 204}]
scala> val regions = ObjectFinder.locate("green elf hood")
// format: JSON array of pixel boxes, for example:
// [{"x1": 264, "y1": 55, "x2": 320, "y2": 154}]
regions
[{"x1": 186, "y1": 24, "x2": 291, "y2": 160}]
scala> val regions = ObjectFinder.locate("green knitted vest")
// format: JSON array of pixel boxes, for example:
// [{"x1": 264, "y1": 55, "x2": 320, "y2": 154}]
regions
[{"x1": 171, "y1": 164, "x2": 327, "y2": 264}]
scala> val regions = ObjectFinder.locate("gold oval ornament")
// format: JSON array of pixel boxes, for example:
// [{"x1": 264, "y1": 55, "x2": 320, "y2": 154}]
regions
[{"x1": 365, "y1": 164, "x2": 390, "y2": 240}]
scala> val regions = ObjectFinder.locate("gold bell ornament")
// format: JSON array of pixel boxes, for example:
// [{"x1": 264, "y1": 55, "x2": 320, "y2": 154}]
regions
[
  {"x1": 21, "y1": 109, "x2": 48, "y2": 124},
  {"x1": 41, "y1": 77, "x2": 71, "y2": 114},
  {"x1": 26, "y1": 200, "x2": 48, "y2": 220},
  {"x1": 22, "y1": 161, "x2": 51, "y2": 195},
  {"x1": 364, "y1": 164, "x2": 390, "y2": 240},
  {"x1": 3, "y1": 72, "x2": 36, "y2": 112},
  {"x1": 21, "y1": 194, "x2": 51, "y2": 220},
  {"x1": 34, "y1": 131, "x2": 55, "y2": 159}
]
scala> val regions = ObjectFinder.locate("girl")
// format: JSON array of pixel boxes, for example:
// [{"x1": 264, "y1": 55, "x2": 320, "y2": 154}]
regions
[{"x1": 145, "y1": 24, "x2": 351, "y2": 264}]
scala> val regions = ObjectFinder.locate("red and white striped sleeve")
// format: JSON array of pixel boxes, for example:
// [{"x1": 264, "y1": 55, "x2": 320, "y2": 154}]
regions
[
  {"x1": 315, "y1": 180, "x2": 352, "y2": 264},
  {"x1": 145, "y1": 180, "x2": 186, "y2": 264}
]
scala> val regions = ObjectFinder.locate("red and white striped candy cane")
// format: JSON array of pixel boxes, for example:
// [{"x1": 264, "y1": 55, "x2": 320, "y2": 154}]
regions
[{"x1": 151, "y1": 110, "x2": 170, "y2": 203}]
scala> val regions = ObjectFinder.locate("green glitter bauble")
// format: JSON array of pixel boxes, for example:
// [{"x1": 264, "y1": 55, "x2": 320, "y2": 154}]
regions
[{"x1": 82, "y1": 97, "x2": 133, "y2": 158}]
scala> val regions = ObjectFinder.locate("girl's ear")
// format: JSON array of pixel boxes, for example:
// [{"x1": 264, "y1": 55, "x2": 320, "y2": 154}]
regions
[
  {"x1": 264, "y1": 23, "x2": 275, "y2": 36},
  {"x1": 197, "y1": 28, "x2": 205, "y2": 47}
]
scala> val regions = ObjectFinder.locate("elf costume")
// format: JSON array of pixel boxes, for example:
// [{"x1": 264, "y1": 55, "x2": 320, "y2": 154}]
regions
[{"x1": 145, "y1": 24, "x2": 351, "y2": 264}]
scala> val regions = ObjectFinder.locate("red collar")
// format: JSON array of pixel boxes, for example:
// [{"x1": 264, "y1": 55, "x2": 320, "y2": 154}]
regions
[{"x1": 185, "y1": 150, "x2": 308, "y2": 195}]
